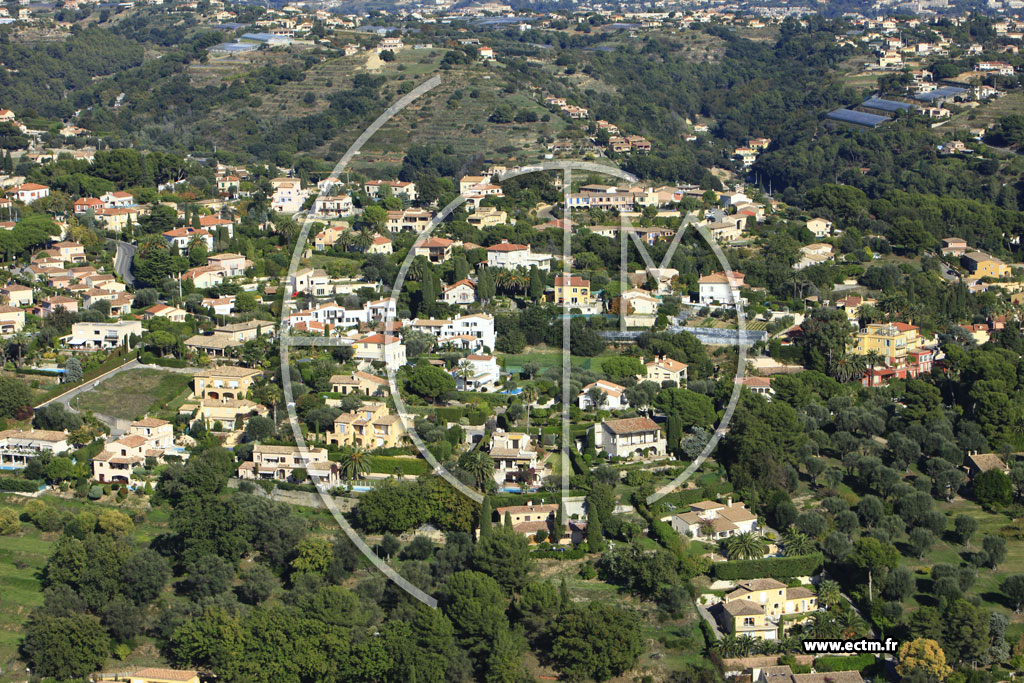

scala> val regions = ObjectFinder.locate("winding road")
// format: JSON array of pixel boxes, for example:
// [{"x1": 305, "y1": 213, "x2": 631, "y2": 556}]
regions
[{"x1": 112, "y1": 239, "x2": 137, "y2": 287}]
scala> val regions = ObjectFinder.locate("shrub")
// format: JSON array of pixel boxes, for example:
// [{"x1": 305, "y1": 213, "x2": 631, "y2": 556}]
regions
[
  {"x1": 0, "y1": 478, "x2": 42, "y2": 492},
  {"x1": 88, "y1": 485, "x2": 104, "y2": 500},
  {"x1": 0, "y1": 508, "x2": 20, "y2": 535}
]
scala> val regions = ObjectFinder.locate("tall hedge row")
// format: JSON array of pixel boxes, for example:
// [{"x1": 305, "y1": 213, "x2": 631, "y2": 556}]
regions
[{"x1": 711, "y1": 553, "x2": 823, "y2": 580}]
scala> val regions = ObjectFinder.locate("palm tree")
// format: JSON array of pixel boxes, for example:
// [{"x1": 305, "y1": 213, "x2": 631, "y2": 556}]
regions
[
  {"x1": 521, "y1": 385, "x2": 538, "y2": 432},
  {"x1": 782, "y1": 530, "x2": 814, "y2": 556},
  {"x1": 461, "y1": 450, "x2": 495, "y2": 490},
  {"x1": 339, "y1": 447, "x2": 373, "y2": 483},
  {"x1": 455, "y1": 360, "x2": 477, "y2": 391},
  {"x1": 716, "y1": 634, "x2": 739, "y2": 658},
  {"x1": 829, "y1": 353, "x2": 867, "y2": 383},
  {"x1": 725, "y1": 532, "x2": 769, "y2": 560},
  {"x1": 807, "y1": 611, "x2": 842, "y2": 639},
  {"x1": 252, "y1": 383, "x2": 283, "y2": 424},
  {"x1": 9, "y1": 331, "x2": 29, "y2": 368},
  {"x1": 735, "y1": 635, "x2": 756, "y2": 657},
  {"x1": 863, "y1": 351, "x2": 885, "y2": 370},
  {"x1": 817, "y1": 579, "x2": 841, "y2": 609},
  {"x1": 836, "y1": 607, "x2": 866, "y2": 638}
]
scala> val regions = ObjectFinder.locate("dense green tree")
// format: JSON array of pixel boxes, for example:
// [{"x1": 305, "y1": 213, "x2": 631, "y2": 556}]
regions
[
  {"x1": 20, "y1": 612, "x2": 109, "y2": 680},
  {"x1": 473, "y1": 526, "x2": 534, "y2": 593},
  {"x1": 405, "y1": 361, "x2": 456, "y2": 401},
  {"x1": 548, "y1": 603, "x2": 644, "y2": 682},
  {"x1": 974, "y1": 469, "x2": 1013, "y2": 508}
]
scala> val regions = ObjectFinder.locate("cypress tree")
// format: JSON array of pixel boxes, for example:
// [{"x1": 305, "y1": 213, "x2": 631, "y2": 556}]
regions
[
  {"x1": 479, "y1": 496, "x2": 493, "y2": 540},
  {"x1": 421, "y1": 273, "x2": 436, "y2": 314},
  {"x1": 586, "y1": 514, "x2": 604, "y2": 552},
  {"x1": 503, "y1": 510, "x2": 512, "y2": 528},
  {"x1": 529, "y1": 266, "x2": 543, "y2": 299},
  {"x1": 667, "y1": 415, "x2": 682, "y2": 454},
  {"x1": 454, "y1": 255, "x2": 469, "y2": 282}
]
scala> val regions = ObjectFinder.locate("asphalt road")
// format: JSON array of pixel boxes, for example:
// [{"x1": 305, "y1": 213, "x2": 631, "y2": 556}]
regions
[{"x1": 112, "y1": 239, "x2": 137, "y2": 287}]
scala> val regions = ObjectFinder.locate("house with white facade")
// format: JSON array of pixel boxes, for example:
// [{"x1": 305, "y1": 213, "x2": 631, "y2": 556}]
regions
[
  {"x1": 0, "y1": 429, "x2": 71, "y2": 469},
  {"x1": 65, "y1": 320, "x2": 143, "y2": 350},
  {"x1": 443, "y1": 279, "x2": 476, "y2": 305},
  {"x1": 667, "y1": 496, "x2": 759, "y2": 542},
  {"x1": 455, "y1": 354, "x2": 501, "y2": 391},
  {"x1": 577, "y1": 380, "x2": 628, "y2": 410},
  {"x1": 698, "y1": 271, "x2": 744, "y2": 306},
  {"x1": 353, "y1": 333, "x2": 407, "y2": 367},
  {"x1": 270, "y1": 177, "x2": 308, "y2": 213},
  {"x1": 486, "y1": 240, "x2": 553, "y2": 271}
]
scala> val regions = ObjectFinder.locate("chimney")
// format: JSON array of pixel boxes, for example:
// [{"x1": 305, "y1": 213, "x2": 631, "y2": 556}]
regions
[
  {"x1": 527, "y1": 500, "x2": 533, "y2": 507},
  {"x1": 727, "y1": 496, "x2": 733, "y2": 508}
]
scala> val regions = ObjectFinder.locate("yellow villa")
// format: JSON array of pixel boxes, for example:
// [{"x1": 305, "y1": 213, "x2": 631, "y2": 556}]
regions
[
  {"x1": 716, "y1": 579, "x2": 818, "y2": 640},
  {"x1": 328, "y1": 402, "x2": 407, "y2": 449},
  {"x1": 853, "y1": 322, "x2": 923, "y2": 367},
  {"x1": 554, "y1": 275, "x2": 591, "y2": 306},
  {"x1": 962, "y1": 251, "x2": 1010, "y2": 279}
]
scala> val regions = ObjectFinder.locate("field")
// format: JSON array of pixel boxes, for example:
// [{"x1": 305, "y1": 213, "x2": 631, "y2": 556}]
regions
[
  {"x1": 944, "y1": 89, "x2": 1024, "y2": 136},
  {"x1": 71, "y1": 369, "x2": 192, "y2": 421}
]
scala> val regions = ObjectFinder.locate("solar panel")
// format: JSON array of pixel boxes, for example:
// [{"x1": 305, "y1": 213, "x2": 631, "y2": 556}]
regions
[{"x1": 827, "y1": 108, "x2": 891, "y2": 127}]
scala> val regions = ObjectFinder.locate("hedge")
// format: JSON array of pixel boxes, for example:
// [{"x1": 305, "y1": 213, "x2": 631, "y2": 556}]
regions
[
  {"x1": 434, "y1": 407, "x2": 465, "y2": 423},
  {"x1": 0, "y1": 477, "x2": 43, "y2": 492},
  {"x1": 370, "y1": 456, "x2": 430, "y2": 476},
  {"x1": 139, "y1": 353, "x2": 187, "y2": 368},
  {"x1": 813, "y1": 653, "x2": 875, "y2": 672},
  {"x1": 711, "y1": 553, "x2": 823, "y2": 581},
  {"x1": 11, "y1": 367, "x2": 65, "y2": 378}
]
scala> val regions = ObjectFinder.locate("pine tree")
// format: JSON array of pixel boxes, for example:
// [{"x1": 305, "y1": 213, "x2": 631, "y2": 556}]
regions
[
  {"x1": 586, "y1": 514, "x2": 604, "y2": 552},
  {"x1": 479, "y1": 496, "x2": 493, "y2": 540}
]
